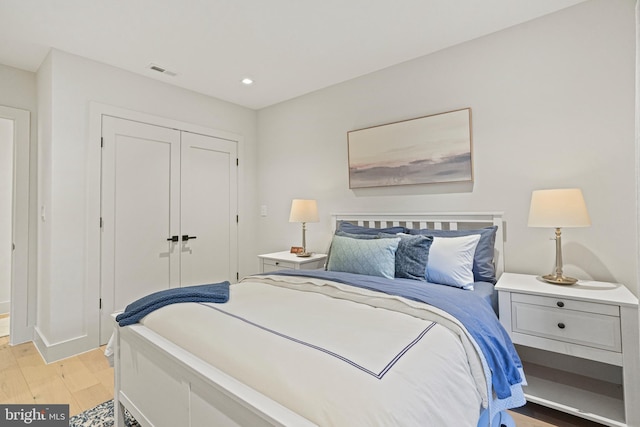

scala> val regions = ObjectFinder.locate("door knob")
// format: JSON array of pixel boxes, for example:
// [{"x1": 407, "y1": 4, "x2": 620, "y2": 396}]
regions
[
  {"x1": 182, "y1": 235, "x2": 197, "y2": 241},
  {"x1": 166, "y1": 236, "x2": 179, "y2": 242}
]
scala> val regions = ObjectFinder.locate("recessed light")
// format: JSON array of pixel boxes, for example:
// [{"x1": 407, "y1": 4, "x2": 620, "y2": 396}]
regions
[{"x1": 241, "y1": 78, "x2": 254, "y2": 85}]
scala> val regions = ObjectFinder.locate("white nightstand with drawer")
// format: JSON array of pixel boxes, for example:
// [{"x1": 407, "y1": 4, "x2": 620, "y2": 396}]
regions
[
  {"x1": 496, "y1": 273, "x2": 639, "y2": 427},
  {"x1": 258, "y1": 251, "x2": 327, "y2": 273}
]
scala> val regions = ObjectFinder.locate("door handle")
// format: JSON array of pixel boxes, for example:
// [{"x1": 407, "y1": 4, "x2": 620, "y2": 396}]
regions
[
  {"x1": 167, "y1": 236, "x2": 179, "y2": 242},
  {"x1": 182, "y1": 235, "x2": 197, "y2": 242}
]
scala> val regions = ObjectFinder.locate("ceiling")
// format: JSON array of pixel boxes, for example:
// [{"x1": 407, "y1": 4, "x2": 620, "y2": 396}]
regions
[{"x1": 0, "y1": 0, "x2": 587, "y2": 110}]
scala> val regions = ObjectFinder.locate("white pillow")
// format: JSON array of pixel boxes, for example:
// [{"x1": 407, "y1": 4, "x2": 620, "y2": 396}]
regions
[{"x1": 426, "y1": 234, "x2": 481, "y2": 290}]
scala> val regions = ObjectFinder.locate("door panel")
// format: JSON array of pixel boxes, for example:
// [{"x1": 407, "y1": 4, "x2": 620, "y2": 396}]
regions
[
  {"x1": 101, "y1": 116, "x2": 180, "y2": 342},
  {"x1": 180, "y1": 132, "x2": 237, "y2": 286},
  {"x1": 113, "y1": 135, "x2": 175, "y2": 306}
]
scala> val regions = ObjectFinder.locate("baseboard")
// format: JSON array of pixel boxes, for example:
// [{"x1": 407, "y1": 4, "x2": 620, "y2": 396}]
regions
[{"x1": 33, "y1": 327, "x2": 97, "y2": 363}]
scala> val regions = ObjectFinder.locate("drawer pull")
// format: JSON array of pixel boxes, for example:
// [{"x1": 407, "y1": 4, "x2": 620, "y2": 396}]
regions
[
  {"x1": 556, "y1": 301, "x2": 564, "y2": 308},
  {"x1": 275, "y1": 262, "x2": 279, "y2": 265},
  {"x1": 557, "y1": 322, "x2": 566, "y2": 329}
]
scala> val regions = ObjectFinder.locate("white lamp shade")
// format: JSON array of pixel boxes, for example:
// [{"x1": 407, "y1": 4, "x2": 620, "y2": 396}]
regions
[
  {"x1": 528, "y1": 188, "x2": 591, "y2": 228},
  {"x1": 289, "y1": 199, "x2": 319, "y2": 223}
]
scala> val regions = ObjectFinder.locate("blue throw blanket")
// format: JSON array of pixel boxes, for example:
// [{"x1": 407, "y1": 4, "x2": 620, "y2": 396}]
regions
[
  {"x1": 264, "y1": 270, "x2": 522, "y2": 400},
  {"x1": 116, "y1": 281, "x2": 230, "y2": 326}
]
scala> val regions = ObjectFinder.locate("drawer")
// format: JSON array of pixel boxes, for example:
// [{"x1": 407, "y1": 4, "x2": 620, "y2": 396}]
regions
[
  {"x1": 511, "y1": 293, "x2": 619, "y2": 316},
  {"x1": 512, "y1": 301, "x2": 622, "y2": 352},
  {"x1": 262, "y1": 259, "x2": 295, "y2": 272}
]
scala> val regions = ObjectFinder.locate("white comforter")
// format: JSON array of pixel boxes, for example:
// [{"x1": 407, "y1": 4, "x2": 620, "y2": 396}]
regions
[{"x1": 141, "y1": 274, "x2": 486, "y2": 426}]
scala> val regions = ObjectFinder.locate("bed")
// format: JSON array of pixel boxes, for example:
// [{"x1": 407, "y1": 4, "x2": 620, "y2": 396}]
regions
[{"x1": 112, "y1": 212, "x2": 525, "y2": 427}]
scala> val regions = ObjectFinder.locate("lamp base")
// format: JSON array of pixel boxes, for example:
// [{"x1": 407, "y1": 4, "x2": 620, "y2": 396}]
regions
[{"x1": 541, "y1": 274, "x2": 578, "y2": 285}]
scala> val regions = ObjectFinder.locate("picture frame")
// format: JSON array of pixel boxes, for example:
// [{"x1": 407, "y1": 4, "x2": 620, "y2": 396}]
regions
[{"x1": 347, "y1": 108, "x2": 473, "y2": 189}]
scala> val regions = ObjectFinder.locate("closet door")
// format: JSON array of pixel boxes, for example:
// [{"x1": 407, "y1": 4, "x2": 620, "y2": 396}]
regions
[
  {"x1": 180, "y1": 132, "x2": 237, "y2": 286},
  {"x1": 100, "y1": 117, "x2": 239, "y2": 343},
  {"x1": 101, "y1": 117, "x2": 181, "y2": 342}
]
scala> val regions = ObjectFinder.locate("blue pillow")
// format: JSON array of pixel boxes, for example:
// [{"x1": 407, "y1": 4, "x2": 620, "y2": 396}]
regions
[
  {"x1": 327, "y1": 234, "x2": 399, "y2": 279},
  {"x1": 338, "y1": 221, "x2": 408, "y2": 236},
  {"x1": 379, "y1": 233, "x2": 433, "y2": 281},
  {"x1": 335, "y1": 230, "x2": 378, "y2": 240},
  {"x1": 408, "y1": 226, "x2": 498, "y2": 283}
]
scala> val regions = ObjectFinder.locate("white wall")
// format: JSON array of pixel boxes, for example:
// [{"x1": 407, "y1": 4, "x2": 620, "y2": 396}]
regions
[
  {"x1": 36, "y1": 53, "x2": 53, "y2": 344},
  {"x1": 257, "y1": 0, "x2": 638, "y2": 294},
  {"x1": 36, "y1": 50, "x2": 258, "y2": 359},
  {"x1": 0, "y1": 118, "x2": 13, "y2": 314}
]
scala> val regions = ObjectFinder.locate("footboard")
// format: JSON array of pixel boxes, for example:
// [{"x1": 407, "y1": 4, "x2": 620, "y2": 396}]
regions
[{"x1": 113, "y1": 320, "x2": 317, "y2": 427}]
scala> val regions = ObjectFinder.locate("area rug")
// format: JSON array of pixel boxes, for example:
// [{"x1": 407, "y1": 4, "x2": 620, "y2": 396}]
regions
[{"x1": 69, "y1": 399, "x2": 140, "y2": 427}]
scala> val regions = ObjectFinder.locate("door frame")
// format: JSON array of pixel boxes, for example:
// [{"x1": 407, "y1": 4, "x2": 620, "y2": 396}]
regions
[
  {"x1": 0, "y1": 105, "x2": 31, "y2": 345},
  {"x1": 88, "y1": 102, "x2": 242, "y2": 346}
]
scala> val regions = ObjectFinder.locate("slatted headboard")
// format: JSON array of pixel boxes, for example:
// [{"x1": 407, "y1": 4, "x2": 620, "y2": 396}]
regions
[{"x1": 331, "y1": 212, "x2": 505, "y2": 279}]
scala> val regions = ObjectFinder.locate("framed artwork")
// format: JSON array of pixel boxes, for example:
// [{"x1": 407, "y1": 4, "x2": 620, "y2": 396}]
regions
[{"x1": 347, "y1": 108, "x2": 473, "y2": 189}]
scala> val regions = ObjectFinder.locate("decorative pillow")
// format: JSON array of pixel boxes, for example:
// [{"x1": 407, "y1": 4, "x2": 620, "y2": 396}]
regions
[
  {"x1": 408, "y1": 226, "x2": 498, "y2": 283},
  {"x1": 426, "y1": 234, "x2": 481, "y2": 290},
  {"x1": 327, "y1": 234, "x2": 400, "y2": 279},
  {"x1": 379, "y1": 233, "x2": 433, "y2": 281},
  {"x1": 338, "y1": 221, "x2": 407, "y2": 236},
  {"x1": 324, "y1": 231, "x2": 377, "y2": 269}
]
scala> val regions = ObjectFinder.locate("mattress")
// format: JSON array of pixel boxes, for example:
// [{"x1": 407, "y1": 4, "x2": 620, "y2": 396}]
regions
[{"x1": 139, "y1": 272, "x2": 523, "y2": 426}]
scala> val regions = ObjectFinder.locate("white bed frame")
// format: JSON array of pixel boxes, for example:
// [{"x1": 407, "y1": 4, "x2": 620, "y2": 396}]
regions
[{"x1": 113, "y1": 212, "x2": 505, "y2": 427}]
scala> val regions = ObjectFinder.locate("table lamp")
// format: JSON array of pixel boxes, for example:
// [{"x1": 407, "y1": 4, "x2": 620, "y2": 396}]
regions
[
  {"x1": 289, "y1": 199, "x2": 319, "y2": 257},
  {"x1": 528, "y1": 188, "x2": 591, "y2": 285}
]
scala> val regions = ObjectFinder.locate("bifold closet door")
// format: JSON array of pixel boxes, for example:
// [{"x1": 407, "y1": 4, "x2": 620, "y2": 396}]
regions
[
  {"x1": 180, "y1": 132, "x2": 237, "y2": 286},
  {"x1": 101, "y1": 116, "x2": 181, "y2": 342}
]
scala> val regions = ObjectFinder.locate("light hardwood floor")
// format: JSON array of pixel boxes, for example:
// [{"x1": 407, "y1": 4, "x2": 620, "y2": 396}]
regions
[
  {"x1": 0, "y1": 336, "x2": 113, "y2": 416},
  {"x1": 509, "y1": 404, "x2": 603, "y2": 427},
  {"x1": 0, "y1": 335, "x2": 602, "y2": 425}
]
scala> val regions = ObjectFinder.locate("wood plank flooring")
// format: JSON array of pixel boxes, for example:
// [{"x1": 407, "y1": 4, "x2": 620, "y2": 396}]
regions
[
  {"x1": 0, "y1": 336, "x2": 113, "y2": 416},
  {"x1": 509, "y1": 404, "x2": 603, "y2": 427},
  {"x1": 0, "y1": 335, "x2": 603, "y2": 425}
]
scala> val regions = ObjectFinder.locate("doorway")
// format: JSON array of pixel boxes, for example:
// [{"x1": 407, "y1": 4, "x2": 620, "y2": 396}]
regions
[{"x1": 0, "y1": 105, "x2": 31, "y2": 345}]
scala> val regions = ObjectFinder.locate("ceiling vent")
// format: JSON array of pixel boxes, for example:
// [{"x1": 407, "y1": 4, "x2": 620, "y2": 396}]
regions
[{"x1": 148, "y1": 63, "x2": 177, "y2": 77}]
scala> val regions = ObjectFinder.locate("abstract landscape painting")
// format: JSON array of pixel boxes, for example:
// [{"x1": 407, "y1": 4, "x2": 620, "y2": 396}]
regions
[{"x1": 348, "y1": 108, "x2": 472, "y2": 189}]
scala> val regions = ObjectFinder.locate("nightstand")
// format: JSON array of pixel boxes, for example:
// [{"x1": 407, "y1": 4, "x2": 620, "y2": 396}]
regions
[
  {"x1": 258, "y1": 251, "x2": 327, "y2": 273},
  {"x1": 496, "y1": 273, "x2": 639, "y2": 427}
]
